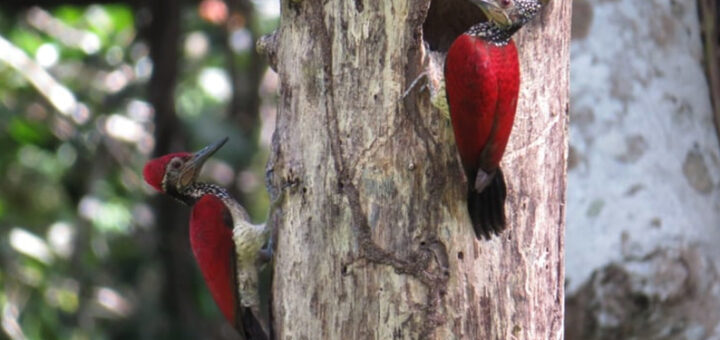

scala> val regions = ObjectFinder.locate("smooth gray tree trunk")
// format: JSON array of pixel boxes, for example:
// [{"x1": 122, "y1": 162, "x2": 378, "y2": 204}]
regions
[{"x1": 565, "y1": 1, "x2": 720, "y2": 339}]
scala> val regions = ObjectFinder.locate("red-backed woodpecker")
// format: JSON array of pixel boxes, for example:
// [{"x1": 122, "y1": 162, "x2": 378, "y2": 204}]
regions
[
  {"x1": 445, "y1": 0, "x2": 547, "y2": 239},
  {"x1": 143, "y1": 138, "x2": 269, "y2": 339}
]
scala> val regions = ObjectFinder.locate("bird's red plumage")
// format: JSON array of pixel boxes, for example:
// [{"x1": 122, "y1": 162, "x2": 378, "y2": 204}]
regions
[
  {"x1": 445, "y1": 33, "x2": 519, "y2": 238},
  {"x1": 445, "y1": 34, "x2": 519, "y2": 174},
  {"x1": 189, "y1": 194, "x2": 237, "y2": 325}
]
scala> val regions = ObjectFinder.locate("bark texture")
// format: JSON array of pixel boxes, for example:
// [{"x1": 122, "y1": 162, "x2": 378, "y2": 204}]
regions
[{"x1": 266, "y1": 0, "x2": 570, "y2": 338}]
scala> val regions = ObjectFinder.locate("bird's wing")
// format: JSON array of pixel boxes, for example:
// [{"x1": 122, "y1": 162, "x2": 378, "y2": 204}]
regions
[{"x1": 445, "y1": 34, "x2": 500, "y2": 174}]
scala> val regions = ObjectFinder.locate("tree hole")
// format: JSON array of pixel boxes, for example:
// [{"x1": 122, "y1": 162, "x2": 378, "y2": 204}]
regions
[{"x1": 423, "y1": 0, "x2": 487, "y2": 51}]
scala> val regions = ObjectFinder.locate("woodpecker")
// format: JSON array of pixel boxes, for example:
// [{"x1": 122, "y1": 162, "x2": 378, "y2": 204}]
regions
[
  {"x1": 445, "y1": 0, "x2": 547, "y2": 239},
  {"x1": 143, "y1": 137, "x2": 270, "y2": 339}
]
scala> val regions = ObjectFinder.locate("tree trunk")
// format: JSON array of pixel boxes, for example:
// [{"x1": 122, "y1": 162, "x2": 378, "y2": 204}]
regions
[
  {"x1": 266, "y1": 0, "x2": 570, "y2": 338},
  {"x1": 565, "y1": 1, "x2": 720, "y2": 339}
]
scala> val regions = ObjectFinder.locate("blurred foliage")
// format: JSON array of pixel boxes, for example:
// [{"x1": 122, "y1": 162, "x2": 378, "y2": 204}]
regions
[{"x1": 0, "y1": 1, "x2": 279, "y2": 339}]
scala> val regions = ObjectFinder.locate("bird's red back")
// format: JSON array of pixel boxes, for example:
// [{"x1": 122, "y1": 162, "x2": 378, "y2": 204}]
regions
[
  {"x1": 189, "y1": 194, "x2": 237, "y2": 325},
  {"x1": 445, "y1": 34, "x2": 520, "y2": 173}
]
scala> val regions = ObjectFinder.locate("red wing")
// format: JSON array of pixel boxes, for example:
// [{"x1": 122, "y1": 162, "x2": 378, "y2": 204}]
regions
[
  {"x1": 445, "y1": 34, "x2": 499, "y2": 174},
  {"x1": 189, "y1": 195, "x2": 238, "y2": 325},
  {"x1": 486, "y1": 41, "x2": 519, "y2": 167}
]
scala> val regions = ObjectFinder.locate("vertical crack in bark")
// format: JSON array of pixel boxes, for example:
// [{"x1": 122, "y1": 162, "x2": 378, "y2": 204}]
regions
[{"x1": 306, "y1": 0, "x2": 450, "y2": 336}]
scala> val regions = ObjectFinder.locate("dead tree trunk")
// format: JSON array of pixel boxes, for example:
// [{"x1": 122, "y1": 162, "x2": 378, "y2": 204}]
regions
[{"x1": 265, "y1": 0, "x2": 571, "y2": 338}]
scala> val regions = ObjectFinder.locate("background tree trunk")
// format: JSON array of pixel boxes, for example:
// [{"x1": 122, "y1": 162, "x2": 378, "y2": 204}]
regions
[
  {"x1": 565, "y1": 1, "x2": 720, "y2": 339},
  {"x1": 266, "y1": 0, "x2": 570, "y2": 338}
]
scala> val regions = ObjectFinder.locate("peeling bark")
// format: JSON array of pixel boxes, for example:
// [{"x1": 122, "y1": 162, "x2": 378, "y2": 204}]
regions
[{"x1": 266, "y1": 0, "x2": 570, "y2": 338}]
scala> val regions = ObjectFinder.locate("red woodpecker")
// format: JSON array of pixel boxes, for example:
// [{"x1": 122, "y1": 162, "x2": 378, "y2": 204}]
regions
[
  {"x1": 445, "y1": 0, "x2": 546, "y2": 239},
  {"x1": 143, "y1": 138, "x2": 269, "y2": 339}
]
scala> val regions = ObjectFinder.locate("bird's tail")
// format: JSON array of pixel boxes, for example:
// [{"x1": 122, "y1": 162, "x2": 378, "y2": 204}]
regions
[
  {"x1": 240, "y1": 306, "x2": 270, "y2": 340},
  {"x1": 467, "y1": 167, "x2": 507, "y2": 239}
]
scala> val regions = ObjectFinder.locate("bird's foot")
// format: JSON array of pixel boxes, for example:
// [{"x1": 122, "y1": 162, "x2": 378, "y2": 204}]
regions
[
  {"x1": 474, "y1": 169, "x2": 495, "y2": 192},
  {"x1": 401, "y1": 71, "x2": 430, "y2": 100},
  {"x1": 257, "y1": 245, "x2": 272, "y2": 264},
  {"x1": 267, "y1": 189, "x2": 287, "y2": 217},
  {"x1": 400, "y1": 71, "x2": 450, "y2": 119}
]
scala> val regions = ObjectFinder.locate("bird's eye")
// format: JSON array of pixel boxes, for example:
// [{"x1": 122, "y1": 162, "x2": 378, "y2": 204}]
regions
[{"x1": 171, "y1": 160, "x2": 182, "y2": 169}]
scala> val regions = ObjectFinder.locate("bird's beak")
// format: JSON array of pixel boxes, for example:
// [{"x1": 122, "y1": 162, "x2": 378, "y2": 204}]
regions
[
  {"x1": 178, "y1": 137, "x2": 228, "y2": 188},
  {"x1": 470, "y1": 0, "x2": 512, "y2": 27}
]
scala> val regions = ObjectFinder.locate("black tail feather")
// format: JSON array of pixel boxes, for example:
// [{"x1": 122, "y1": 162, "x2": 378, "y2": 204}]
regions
[
  {"x1": 467, "y1": 168, "x2": 507, "y2": 239},
  {"x1": 239, "y1": 307, "x2": 269, "y2": 340}
]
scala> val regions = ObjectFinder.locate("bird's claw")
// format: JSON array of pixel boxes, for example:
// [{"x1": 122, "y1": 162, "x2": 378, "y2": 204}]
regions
[
  {"x1": 401, "y1": 72, "x2": 430, "y2": 100},
  {"x1": 401, "y1": 71, "x2": 451, "y2": 120},
  {"x1": 257, "y1": 247, "x2": 272, "y2": 264}
]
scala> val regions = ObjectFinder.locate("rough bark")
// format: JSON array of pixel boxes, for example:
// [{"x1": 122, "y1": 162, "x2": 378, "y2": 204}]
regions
[{"x1": 266, "y1": 1, "x2": 570, "y2": 339}]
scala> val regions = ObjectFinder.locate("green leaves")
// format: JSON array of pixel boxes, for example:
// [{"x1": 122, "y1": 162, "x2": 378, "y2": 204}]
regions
[{"x1": 0, "y1": 2, "x2": 278, "y2": 338}]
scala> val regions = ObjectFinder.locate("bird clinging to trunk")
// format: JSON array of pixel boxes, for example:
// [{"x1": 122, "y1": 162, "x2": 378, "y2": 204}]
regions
[
  {"x1": 143, "y1": 138, "x2": 270, "y2": 339},
  {"x1": 445, "y1": 0, "x2": 547, "y2": 239}
]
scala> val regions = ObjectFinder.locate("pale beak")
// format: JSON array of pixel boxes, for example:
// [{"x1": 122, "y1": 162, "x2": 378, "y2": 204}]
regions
[
  {"x1": 178, "y1": 137, "x2": 228, "y2": 188},
  {"x1": 470, "y1": 0, "x2": 512, "y2": 27}
]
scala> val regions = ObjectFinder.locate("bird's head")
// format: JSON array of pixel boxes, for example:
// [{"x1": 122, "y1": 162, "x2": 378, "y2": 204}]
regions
[
  {"x1": 143, "y1": 137, "x2": 228, "y2": 201},
  {"x1": 471, "y1": 0, "x2": 548, "y2": 28}
]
